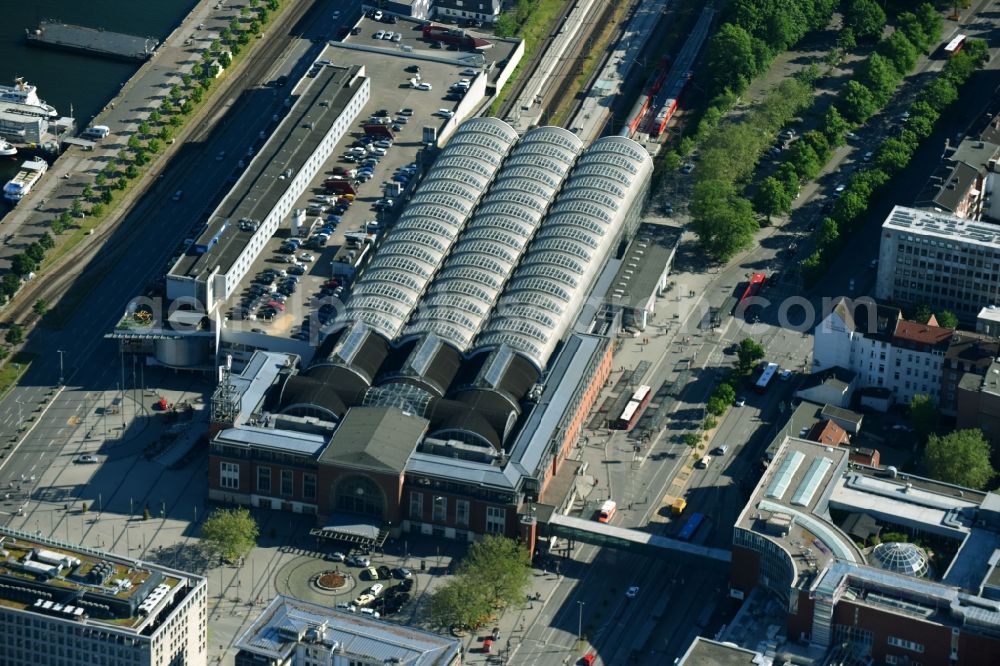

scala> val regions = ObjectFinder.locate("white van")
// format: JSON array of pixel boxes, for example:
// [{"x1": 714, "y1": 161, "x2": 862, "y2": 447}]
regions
[
  {"x1": 84, "y1": 125, "x2": 110, "y2": 139},
  {"x1": 696, "y1": 455, "x2": 713, "y2": 469}
]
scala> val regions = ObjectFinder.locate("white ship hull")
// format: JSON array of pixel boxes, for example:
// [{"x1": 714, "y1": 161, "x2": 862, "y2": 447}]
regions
[
  {"x1": 0, "y1": 78, "x2": 58, "y2": 118},
  {"x1": 0, "y1": 140, "x2": 16, "y2": 157}
]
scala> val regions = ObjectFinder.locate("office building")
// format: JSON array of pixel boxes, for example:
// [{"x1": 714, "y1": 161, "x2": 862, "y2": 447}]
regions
[
  {"x1": 0, "y1": 527, "x2": 208, "y2": 666},
  {"x1": 876, "y1": 205, "x2": 1000, "y2": 320}
]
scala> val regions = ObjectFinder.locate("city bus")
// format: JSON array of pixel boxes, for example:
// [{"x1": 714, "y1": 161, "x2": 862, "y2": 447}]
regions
[
  {"x1": 611, "y1": 385, "x2": 652, "y2": 430},
  {"x1": 738, "y1": 273, "x2": 766, "y2": 309},
  {"x1": 595, "y1": 500, "x2": 617, "y2": 523},
  {"x1": 944, "y1": 34, "x2": 966, "y2": 57},
  {"x1": 677, "y1": 512, "x2": 706, "y2": 541},
  {"x1": 754, "y1": 362, "x2": 779, "y2": 394}
]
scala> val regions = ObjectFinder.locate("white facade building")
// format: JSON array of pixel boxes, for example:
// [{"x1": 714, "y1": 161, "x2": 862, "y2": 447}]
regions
[
  {"x1": 0, "y1": 527, "x2": 207, "y2": 666},
  {"x1": 814, "y1": 298, "x2": 951, "y2": 406}
]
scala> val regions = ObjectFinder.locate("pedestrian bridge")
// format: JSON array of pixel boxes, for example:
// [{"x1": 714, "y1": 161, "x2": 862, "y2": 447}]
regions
[{"x1": 544, "y1": 513, "x2": 731, "y2": 563}]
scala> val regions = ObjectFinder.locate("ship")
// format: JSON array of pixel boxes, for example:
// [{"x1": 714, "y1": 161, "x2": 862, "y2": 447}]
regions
[
  {"x1": 0, "y1": 78, "x2": 58, "y2": 118},
  {"x1": 3, "y1": 158, "x2": 47, "y2": 204},
  {"x1": 0, "y1": 139, "x2": 16, "y2": 157}
]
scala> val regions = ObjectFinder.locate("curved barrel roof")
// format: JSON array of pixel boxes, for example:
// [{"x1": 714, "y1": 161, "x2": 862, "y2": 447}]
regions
[
  {"x1": 340, "y1": 118, "x2": 519, "y2": 341},
  {"x1": 472, "y1": 135, "x2": 652, "y2": 369},
  {"x1": 402, "y1": 126, "x2": 582, "y2": 352}
]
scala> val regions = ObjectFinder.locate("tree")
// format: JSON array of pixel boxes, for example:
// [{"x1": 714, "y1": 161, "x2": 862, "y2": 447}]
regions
[
  {"x1": 25, "y1": 243, "x2": 45, "y2": 263},
  {"x1": 801, "y1": 130, "x2": 831, "y2": 162},
  {"x1": 936, "y1": 310, "x2": 958, "y2": 328},
  {"x1": 5, "y1": 324, "x2": 23, "y2": 345},
  {"x1": 951, "y1": 0, "x2": 972, "y2": 19},
  {"x1": 95, "y1": 172, "x2": 107, "y2": 188},
  {"x1": 32, "y1": 299, "x2": 47, "y2": 316},
  {"x1": 200, "y1": 507, "x2": 259, "y2": 562},
  {"x1": 754, "y1": 176, "x2": 791, "y2": 220},
  {"x1": 924, "y1": 430, "x2": 994, "y2": 489},
  {"x1": 125, "y1": 165, "x2": 139, "y2": 180},
  {"x1": 147, "y1": 138, "x2": 163, "y2": 154},
  {"x1": 858, "y1": 53, "x2": 900, "y2": 105},
  {"x1": 38, "y1": 232, "x2": 54, "y2": 250},
  {"x1": 713, "y1": 382, "x2": 736, "y2": 406},
  {"x1": 190, "y1": 87, "x2": 204, "y2": 104},
  {"x1": 219, "y1": 51, "x2": 232, "y2": 69},
  {"x1": 428, "y1": 535, "x2": 529, "y2": 630},
  {"x1": 816, "y1": 217, "x2": 840, "y2": 251},
  {"x1": 787, "y1": 140, "x2": 821, "y2": 181},
  {"x1": 138, "y1": 120, "x2": 151, "y2": 137},
  {"x1": 690, "y1": 181, "x2": 758, "y2": 262},
  {"x1": 836, "y1": 27, "x2": 857, "y2": 51},
  {"x1": 776, "y1": 163, "x2": 801, "y2": 196},
  {"x1": 706, "y1": 24, "x2": 757, "y2": 95},
  {"x1": 100, "y1": 188, "x2": 114, "y2": 205},
  {"x1": 90, "y1": 203, "x2": 105, "y2": 217},
  {"x1": 149, "y1": 110, "x2": 161, "y2": 124},
  {"x1": 70, "y1": 199, "x2": 83, "y2": 218},
  {"x1": 915, "y1": 2, "x2": 943, "y2": 46},
  {"x1": 898, "y1": 11, "x2": 930, "y2": 52},
  {"x1": 82, "y1": 184, "x2": 94, "y2": 201},
  {"x1": 911, "y1": 303, "x2": 932, "y2": 324},
  {"x1": 879, "y1": 30, "x2": 919, "y2": 76},
  {"x1": 844, "y1": 0, "x2": 886, "y2": 42},
  {"x1": 127, "y1": 134, "x2": 141, "y2": 152},
  {"x1": 181, "y1": 73, "x2": 192, "y2": 88},
  {"x1": 909, "y1": 394, "x2": 940, "y2": 442},
  {"x1": 737, "y1": 338, "x2": 766, "y2": 375},
  {"x1": 1, "y1": 274, "x2": 20, "y2": 298},
  {"x1": 839, "y1": 80, "x2": 879, "y2": 123},
  {"x1": 820, "y1": 106, "x2": 850, "y2": 145},
  {"x1": 169, "y1": 84, "x2": 182, "y2": 101}
]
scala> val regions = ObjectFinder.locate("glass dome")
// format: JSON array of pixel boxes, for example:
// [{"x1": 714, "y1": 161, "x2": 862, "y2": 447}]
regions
[{"x1": 871, "y1": 542, "x2": 929, "y2": 578}]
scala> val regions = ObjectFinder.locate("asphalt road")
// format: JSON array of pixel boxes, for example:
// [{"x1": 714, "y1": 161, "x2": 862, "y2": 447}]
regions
[{"x1": 0, "y1": 0, "x2": 359, "y2": 524}]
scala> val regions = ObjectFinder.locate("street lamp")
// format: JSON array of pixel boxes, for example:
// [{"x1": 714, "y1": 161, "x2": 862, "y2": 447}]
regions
[
  {"x1": 577, "y1": 600, "x2": 585, "y2": 642},
  {"x1": 57, "y1": 349, "x2": 65, "y2": 386}
]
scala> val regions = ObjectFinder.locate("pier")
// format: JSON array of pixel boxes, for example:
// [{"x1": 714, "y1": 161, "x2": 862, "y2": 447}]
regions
[{"x1": 25, "y1": 20, "x2": 159, "y2": 63}]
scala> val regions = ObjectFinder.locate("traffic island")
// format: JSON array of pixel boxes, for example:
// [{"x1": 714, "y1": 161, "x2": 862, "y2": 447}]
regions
[{"x1": 312, "y1": 570, "x2": 351, "y2": 593}]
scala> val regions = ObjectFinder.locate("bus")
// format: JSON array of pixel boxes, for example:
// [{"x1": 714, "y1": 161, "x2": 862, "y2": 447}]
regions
[
  {"x1": 754, "y1": 362, "x2": 779, "y2": 394},
  {"x1": 944, "y1": 34, "x2": 966, "y2": 57},
  {"x1": 611, "y1": 385, "x2": 652, "y2": 430},
  {"x1": 677, "y1": 512, "x2": 706, "y2": 541},
  {"x1": 595, "y1": 500, "x2": 617, "y2": 523},
  {"x1": 738, "y1": 273, "x2": 767, "y2": 309}
]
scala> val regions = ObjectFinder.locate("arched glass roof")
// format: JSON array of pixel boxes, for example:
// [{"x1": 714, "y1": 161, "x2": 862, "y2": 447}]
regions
[
  {"x1": 403, "y1": 126, "x2": 582, "y2": 352},
  {"x1": 473, "y1": 135, "x2": 653, "y2": 369},
  {"x1": 339, "y1": 118, "x2": 518, "y2": 340}
]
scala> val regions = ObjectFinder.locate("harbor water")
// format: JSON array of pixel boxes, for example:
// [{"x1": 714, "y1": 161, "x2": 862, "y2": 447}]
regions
[{"x1": 0, "y1": 0, "x2": 197, "y2": 179}]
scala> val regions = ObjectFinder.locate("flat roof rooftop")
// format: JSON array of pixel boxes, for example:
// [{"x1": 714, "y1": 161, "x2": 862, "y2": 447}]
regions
[
  {"x1": 608, "y1": 221, "x2": 681, "y2": 306},
  {"x1": 0, "y1": 527, "x2": 202, "y2": 633},
  {"x1": 171, "y1": 64, "x2": 364, "y2": 281},
  {"x1": 235, "y1": 595, "x2": 461, "y2": 664},
  {"x1": 737, "y1": 437, "x2": 861, "y2": 583},
  {"x1": 678, "y1": 637, "x2": 766, "y2": 666},
  {"x1": 883, "y1": 205, "x2": 1000, "y2": 249}
]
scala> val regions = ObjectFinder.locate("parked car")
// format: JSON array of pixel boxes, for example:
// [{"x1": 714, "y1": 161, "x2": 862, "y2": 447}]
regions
[
  {"x1": 625, "y1": 586, "x2": 639, "y2": 599},
  {"x1": 391, "y1": 567, "x2": 413, "y2": 579},
  {"x1": 324, "y1": 552, "x2": 346, "y2": 562},
  {"x1": 415, "y1": 82, "x2": 433, "y2": 91},
  {"x1": 436, "y1": 109, "x2": 455, "y2": 119},
  {"x1": 75, "y1": 455, "x2": 99, "y2": 464}
]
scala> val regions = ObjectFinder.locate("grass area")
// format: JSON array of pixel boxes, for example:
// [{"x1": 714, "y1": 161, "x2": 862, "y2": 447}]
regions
[
  {"x1": 488, "y1": 0, "x2": 573, "y2": 116},
  {"x1": 0, "y1": 352, "x2": 35, "y2": 400},
  {"x1": 548, "y1": 1, "x2": 632, "y2": 127}
]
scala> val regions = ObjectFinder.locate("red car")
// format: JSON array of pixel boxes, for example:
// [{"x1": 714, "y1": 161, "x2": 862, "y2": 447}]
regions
[
  {"x1": 580, "y1": 655, "x2": 596, "y2": 665},
  {"x1": 482, "y1": 638, "x2": 492, "y2": 653}
]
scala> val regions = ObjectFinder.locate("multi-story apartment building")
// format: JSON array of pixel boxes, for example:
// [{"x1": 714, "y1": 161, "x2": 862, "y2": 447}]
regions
[
  {"x1": 814, "y1": 297, "x2": 950, "y2": 406},
  {"x1": 0, "y1": 527, "x2": 207, "y2": 666},
  {"x1": 876, "y1": 205, "x2": 1000, "y2": 321}
]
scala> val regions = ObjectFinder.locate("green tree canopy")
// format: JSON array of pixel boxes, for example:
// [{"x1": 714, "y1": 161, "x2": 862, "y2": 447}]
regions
[
  {"x1": 787, "y1": 140, "x2": 821, "y2": 181},
  {"x1": 844, "y1": 0, "x2": 886, "y2": 42},
  {"x1": 816, "y1": 217, "x2": 840, "y2": 251},
  {"x1": 754, "y1": 176, "x2": 792, "y2": 220},
  {"x1": 736, "y1": 338, "x2": 766, "y2": 375},
  {"x1": 706, "y1": 24, "x2": 757, "y2": 95},
  {"x1": 690, "y1": 181, "x2": 758, "y2": 262},
  {"x1": 839, "y1": 80, "x2": 879, "y2": 123},
  {"x1": 879, "y1": 30, "x2": 919, "y2": 75},
  {"x1": 858, "y1": 53, "x2": 901, "y2": 105},
  {"x1": 936, "y1": 310, "x2": 958, "y2": 328},
  {"x1": 428, "y1": 535, "x2": 530, "y2": 630},
  {"x1": 5, "y1": 324, "x2": 24, "y2": 345},
  {"x1": 200, "y1": 507, "x2": 259, "y2": 563},
  {"x1": 924, "y1": 429, "x2": 994, "y2": 490},
  {"x1": 820, "y1": 106, "x2": 850, "y2": 145},
  {"x1": 909, "y1": 394, "x2": 940, "y2": 442}
]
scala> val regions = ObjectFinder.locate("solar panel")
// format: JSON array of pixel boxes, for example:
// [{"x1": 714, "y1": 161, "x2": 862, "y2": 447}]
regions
[{"x1": 765, "y1": 450, "x2": 805, "y2": 500}]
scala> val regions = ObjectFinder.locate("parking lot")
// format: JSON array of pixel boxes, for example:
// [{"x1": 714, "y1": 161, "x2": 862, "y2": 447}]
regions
[{"x1": 219, "y1": 38, "x2": 488, "y2": 341}]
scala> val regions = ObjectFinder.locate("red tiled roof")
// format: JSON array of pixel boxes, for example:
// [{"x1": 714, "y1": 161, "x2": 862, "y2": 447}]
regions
[
  {"x1": 893, "y1": 319, "x2": 953, "y2": 350},
  {"x1": 806, "y1": 419, "x2": 850, "y2": 446}
]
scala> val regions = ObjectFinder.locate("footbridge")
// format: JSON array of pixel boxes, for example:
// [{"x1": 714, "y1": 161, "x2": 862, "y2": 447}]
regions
[{"x1": 542, "y1": 512, "x2": 731, "y2": 563}]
